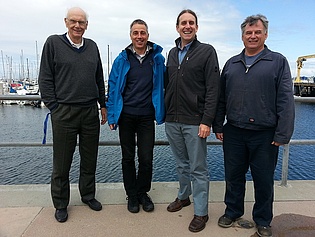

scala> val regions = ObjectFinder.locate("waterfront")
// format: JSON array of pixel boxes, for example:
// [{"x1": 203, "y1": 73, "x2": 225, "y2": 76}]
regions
[{"x1": 0, "y1": 102, "x2": 314, "y2": 185}]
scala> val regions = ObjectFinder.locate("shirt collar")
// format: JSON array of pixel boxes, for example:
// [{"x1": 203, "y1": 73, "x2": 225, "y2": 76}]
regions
[
  {"x1": 132, "y1": 45, "x2": 151, "y2": 58},
  {"x1": 66, "y1": 33, "x2": 84, "y2": 49},
  {"x1": 177, "y1": 40, "x2": 193, "y2": 51}
]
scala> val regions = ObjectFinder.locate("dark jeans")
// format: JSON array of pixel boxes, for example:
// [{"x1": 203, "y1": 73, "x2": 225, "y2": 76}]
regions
[
  {"x1": 51, "y1": 104, "x2": 100, "y2": 209},
  {"x1": 223, "y1": 123, "x2": 278, "y2": 226},
  {"x1": 118, "y1": 113, "x2": 155, "y2": 197}
]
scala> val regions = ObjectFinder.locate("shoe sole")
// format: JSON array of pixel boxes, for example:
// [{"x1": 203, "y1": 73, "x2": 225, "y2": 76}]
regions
[
  {"x1": 189, "y1": 225, "x2": 206, "y2": 232},
  {"x1": 256, "y1": 231, "x2": 273, "y2": 237},
  {"x1": 128, "y1": 208, "x2": 140, "y2": 213},
  {"x1": 218, "y1": 222, "x2": 233, "y2": 228},
  {"x1": 142, "y1": 205, "x2": 154, "y2": 212},
  {"x1": 256, "y1": 226, "x2": 273, "y2": 237}
]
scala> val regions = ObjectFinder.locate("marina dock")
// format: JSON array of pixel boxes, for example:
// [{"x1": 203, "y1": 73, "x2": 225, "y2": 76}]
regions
[
  {"x1": 1, "y1": 181, "x2": 315, "y2": 237},
  {"x1": 294, "y1": 82, "x2": 315, "y2": 97},
  {"x1": 1, "y1": 96, "x2": 315, "y2": 236}
]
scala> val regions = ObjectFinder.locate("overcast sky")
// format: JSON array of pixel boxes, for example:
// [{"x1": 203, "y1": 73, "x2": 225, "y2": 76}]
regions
[{"x1": 1, "y1": 0, "x2": 315, "y2": 80}]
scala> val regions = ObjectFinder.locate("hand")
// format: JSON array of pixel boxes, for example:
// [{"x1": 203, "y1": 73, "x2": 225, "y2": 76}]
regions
[
  {"x1": 215, "y1": 133, "x2": 223, "y2": 141},
  {"x1": 198, "y1": 124, "x2": 210, "y2": 138},
  {"x1": 109, "y1": 124, "x2": 116, "y2": 130},
  {"x1": 100, "y1": 107, "x2": 107, "y2": 125},
  {"x1": 271, "y1": 141, "x2": 283, "y2": 146}
]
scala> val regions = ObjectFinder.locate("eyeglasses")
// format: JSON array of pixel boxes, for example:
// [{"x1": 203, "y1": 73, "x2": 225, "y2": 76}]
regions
[{"x1": 67, "y1": 19, "x2": 87, "y2": 26}]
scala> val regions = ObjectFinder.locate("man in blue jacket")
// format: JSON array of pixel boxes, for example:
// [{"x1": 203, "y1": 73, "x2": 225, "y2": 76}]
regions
[
  {"x1": 106, "y1": 19, "x2": 165, "y2": 213},
  {"x1": 213, "y1": 14, "x2": 295, "y2": 237}
]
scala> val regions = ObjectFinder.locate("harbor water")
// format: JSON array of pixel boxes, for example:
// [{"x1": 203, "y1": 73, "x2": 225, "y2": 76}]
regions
[{"x1": 0, "y1": 102, "x2": 314, "y2": 185}]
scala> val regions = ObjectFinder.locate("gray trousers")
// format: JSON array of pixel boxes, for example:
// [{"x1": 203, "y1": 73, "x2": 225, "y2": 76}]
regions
[
  {"x1": 165, "y1": 122, "x2": 209, "y2": 216},
  {"x1": 50, "y1": 104, "x2": 100, "y2": 209}
]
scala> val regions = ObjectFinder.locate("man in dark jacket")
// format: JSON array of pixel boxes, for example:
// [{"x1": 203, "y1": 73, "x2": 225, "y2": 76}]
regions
[
  {"x1": 164, "y1": 9, "x2": 220, "y2": 233},
  {"x1": 39, "y1": 7, "x2": 107, "y2": 223},
  {"x1": 213, "y1": 14, "x2": 295, "y2": 237}
]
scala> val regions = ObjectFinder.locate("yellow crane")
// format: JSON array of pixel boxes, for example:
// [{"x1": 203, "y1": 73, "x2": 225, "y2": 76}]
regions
[{"x1": 295, "y1": 54, "x2": 315, "y2": 82}]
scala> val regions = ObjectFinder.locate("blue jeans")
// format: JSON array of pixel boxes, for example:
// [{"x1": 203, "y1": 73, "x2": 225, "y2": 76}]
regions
[
  {"x1": 223, "y1": 123, "x2": 278, "y2": 226},
  {"x1": 165, "y1": 122, "x2": 209, "y2": 216},
  {"x1": 118, "y1": 113, "x2": 155, "y2": 197}
]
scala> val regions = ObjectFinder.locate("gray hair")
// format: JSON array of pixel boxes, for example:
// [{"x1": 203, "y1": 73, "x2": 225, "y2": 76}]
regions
[
  {"x1": 241, "y1": 14, "x2": 268, "y2": 34},
  {"x1": 130, "y1": 19, "x2": 148, "y2": 34},
  {"x1": 66, "y1": 7, "x2": 89, "y2": 21}
]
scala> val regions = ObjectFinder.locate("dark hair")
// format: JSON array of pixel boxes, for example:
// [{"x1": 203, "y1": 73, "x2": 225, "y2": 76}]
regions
[
  {"x1": 241, "y1": 14, "x2": 268, "y2": 34},
  {"x1": 176, "y1": 9, "x2": 198, "y2": 26},
  {"x1": 130, "y1": 19, "x2": 148, "y2": 33}
]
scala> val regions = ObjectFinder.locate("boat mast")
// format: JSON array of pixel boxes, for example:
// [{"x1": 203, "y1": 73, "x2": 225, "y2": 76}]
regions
[
  {"x1": 20, "y1": 49, "x2": 24, "y2": 82},
  {"x1": 35, "y1": 41, "x2": 39, "y2": 82},
  {"x1": 1, "y1": 50, "x2": 5, "y2": 80}
]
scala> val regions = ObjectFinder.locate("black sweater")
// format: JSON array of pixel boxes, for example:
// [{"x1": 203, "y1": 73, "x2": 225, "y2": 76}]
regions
[{"x1": 38, "y1": 34, "x2": 106, "y2": 110}]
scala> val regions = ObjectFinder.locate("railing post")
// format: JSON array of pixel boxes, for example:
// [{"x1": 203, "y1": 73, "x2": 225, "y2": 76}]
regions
[{"x1": 280, "y1": 144, "x2": 290, "y2": 186}]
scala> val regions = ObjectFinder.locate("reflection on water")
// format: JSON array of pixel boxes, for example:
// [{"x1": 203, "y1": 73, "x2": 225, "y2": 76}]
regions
[{"x1": 0, "y1": 102, "x2": 314, "y2": 185}]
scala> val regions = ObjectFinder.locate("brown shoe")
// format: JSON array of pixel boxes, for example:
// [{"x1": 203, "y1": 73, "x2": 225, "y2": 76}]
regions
[
  {"x1": 188, "y1": 215, "x2": 209, "y2": 232},
  {"x1": 167, "y1": 197, "x2": 191, "y2": 212}
]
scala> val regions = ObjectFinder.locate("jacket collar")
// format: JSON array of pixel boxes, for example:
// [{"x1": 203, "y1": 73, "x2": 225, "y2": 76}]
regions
[
  {"x1": 232, "y1": 45, "x2": 272, "y2": 63},
  {"x1": 125, "y1": 41, "x2": 163, "y2": 55},
  {"x1": 174, "y1": 37, "x2": 199, "y2": 50}
]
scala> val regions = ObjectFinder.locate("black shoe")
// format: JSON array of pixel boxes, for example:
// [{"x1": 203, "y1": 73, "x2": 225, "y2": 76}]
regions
[
  {"x1": 218, "y1": 214, "x2": 234, "y2": 228},
  {"x1": 256, "y1": 225, "x2": 272, "y2": 237},
  {"x1": 127, "y1": 196, "x2": 140, "y2": 213},
  {"x1": 138, "y1": 193, "x2": 154, "y2": 212},
  {"x1": 81, "y1": 198, "x2": 102, "y2": 211},
  {"x1": 55, "y1": 208, "x2": 68, "y2": 223}
]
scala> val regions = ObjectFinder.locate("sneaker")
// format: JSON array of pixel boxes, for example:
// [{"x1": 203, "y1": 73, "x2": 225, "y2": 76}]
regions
[
  {"x1": 256, "y1": 225, "x2": 272, "y2": 237},
  {"x1": 218, "y1": 214, "x2": 234, "y2": 228},
  {"x1": 138, "y1": 193, "x2": 154, "y2": 212},
  {"x1": 127, "y1": 196, "x2": 139, "y2": 213}
]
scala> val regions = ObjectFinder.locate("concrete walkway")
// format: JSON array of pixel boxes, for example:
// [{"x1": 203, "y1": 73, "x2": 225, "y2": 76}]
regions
[{"x1": 1, "y1": 181, "x2": 315, "y2": 237}]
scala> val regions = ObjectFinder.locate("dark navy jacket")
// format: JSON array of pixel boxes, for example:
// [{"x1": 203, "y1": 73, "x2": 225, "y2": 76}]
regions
[{"x1": 213, "y1": 46, "x2": 295, "y2": 144}]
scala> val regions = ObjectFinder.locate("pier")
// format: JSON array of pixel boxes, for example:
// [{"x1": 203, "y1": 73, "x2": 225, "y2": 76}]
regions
[
  {"x1": 1, "y1": 181, "x2": 315, "y2": 237},
  {"x1": 1, "y1": 96, "x2": 315, "y2": 236},
  {"x1": 294, "y1": 82, "x2": 315, "y2": 97}
]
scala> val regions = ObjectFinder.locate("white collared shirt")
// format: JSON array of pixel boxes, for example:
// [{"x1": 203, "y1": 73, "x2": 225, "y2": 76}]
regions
[
  {"x1": 66, "y1": 33, "x2": 84, "y2": 49},
  {"x1": 132, "y1": 46, "x2": 150, "y2": 63}
]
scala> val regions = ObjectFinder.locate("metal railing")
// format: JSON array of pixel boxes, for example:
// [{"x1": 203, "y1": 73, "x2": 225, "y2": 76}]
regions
[
  {"x1": 0, "y1": 95, "x2": 42, "y2": 101},
  {"x1": 1, "y1": 94, "x2": 315, "y2": 103},
  {"x1": 1, "y1": 95, "x2": 315, "y2": 187}
]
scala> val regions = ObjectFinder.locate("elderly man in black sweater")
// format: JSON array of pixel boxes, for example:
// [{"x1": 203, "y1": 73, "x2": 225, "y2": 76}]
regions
[{"x1": 39, "y1": 7, "x2": 107, "y2": 223}]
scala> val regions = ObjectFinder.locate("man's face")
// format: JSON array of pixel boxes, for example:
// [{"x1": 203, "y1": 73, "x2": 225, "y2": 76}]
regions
[
  {"x1": 130, "y1": 23, "x2": 149, "y2": 53},
  {"x1": 176, "y1": 12, "x2": 198, "y2": 46},
  {"x1": 242, "y1": 20, "x2": 268, "y2": 55},
  {"x1": 64, "y1": 9, "x2": 88, "y2": 42}
]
